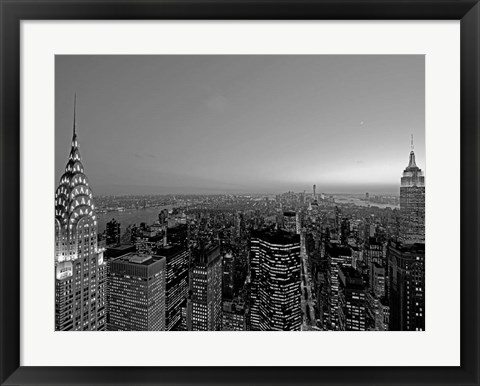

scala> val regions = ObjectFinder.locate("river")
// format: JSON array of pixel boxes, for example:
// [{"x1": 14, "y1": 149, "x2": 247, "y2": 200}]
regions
[
  {"x1": 334, "y1": 196, "x2": 399, "y2": 210},
  {"x1": 97, "y1": 204, "x2": 180, "y2": 233}
]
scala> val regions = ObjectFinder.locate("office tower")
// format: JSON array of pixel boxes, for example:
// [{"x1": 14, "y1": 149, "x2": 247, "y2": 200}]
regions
[
  {"x1": 295, "y1": 211, "x2": 302, "y2": 235},
  {"x1": 338, "y1": 265, "x2": 367, "y2": 331},
  {"x1": 250, "y1": 230, "x2": 301, "y2": 331},
  {"x1": 191, "y1": 243, "x2": 223, "y2": 331},
  {"x1": 156, "y1": 244, "x2": 189, "y2": 331},
  {"x1": 222, "y1": 251, "x2": 235, "y2": 300},
  {"x1": 282, "y1": 211, "x2": 297, "y2": 234},
  {"x1": 326, "y1": 244, "x2": 352, "y2": 330},
  {"x1": 370, "y1": 262, "x2": 386, "y2": 297},
  {"x1": 366, "y1": 238, "x2": 384, "y2": 266},
  {"x1": 105, "y1": 218, "x2": 121, "y2": 246},
  {"x1": 222, "y1": 297, "x2": 247, "y2": 331},
  {"x1": 387, "y1": 242, "x2": 425, "y2": 331},
  {"x1": 135, "y1": 232, "x2": 163, "y2": 254},
  {"x1": 167, "y1": 224, "x2": 188, "y2": 249},
  {"x1": 366, "y1": 262, "x2": 386, "y2": 330},
  {"x1": 108, "y1": 253, "x2": 166, "y2": 331},
  {"x1": 54, "y1": 106, "x2": 106, "y2": 331},
  {"x1": 399, "y1": 136, "x2": 425, "y2": 244}
]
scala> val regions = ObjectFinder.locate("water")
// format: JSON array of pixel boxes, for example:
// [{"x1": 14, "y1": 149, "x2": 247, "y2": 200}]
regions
[
  {"x1": 97, "y1": 205, "x2": 179, "y2": 233},
  {"x1": 334, "y1": 196, "x2": 399, "y2": 210}
]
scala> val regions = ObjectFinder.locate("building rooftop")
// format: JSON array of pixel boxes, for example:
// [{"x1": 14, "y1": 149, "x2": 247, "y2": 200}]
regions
[
  {"x1": 113, "y1": 252, "x2": 164, "y2": 266},
  {"x1": 338, "y1": 265, "x2": 365, "y2": 289},
  {"x1": 251, "y1": 229, "x2": 300, "y2": 245},
  {"x1": 195, "y1": 243, "x2": 221, "y2": 265},
  {"x1": 105, "y1": 244, "x2": 136, "y2": 258},
  {"x1": 327, "y1": 244, "x2": 352, "y2": 258},
  {"x1": 156, "y1": 244, "x2": 185, "y2": 258},
  {"x1": 390, "y1": 241, "x2": 425, "y2": 254}
]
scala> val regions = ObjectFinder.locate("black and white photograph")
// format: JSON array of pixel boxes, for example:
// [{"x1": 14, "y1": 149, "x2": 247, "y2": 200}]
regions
[{"x1": 54, "y1": 55, "x2": 425, "y2": 332}]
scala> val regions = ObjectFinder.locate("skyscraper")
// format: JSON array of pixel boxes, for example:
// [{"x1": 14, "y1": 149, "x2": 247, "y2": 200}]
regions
[
  {"x1": 250, "y1": 230, "x2": 301, "y2": 331},
  {"x1": 222, "y1": 251, "x2": 235, "y2": 300},
  {"x1": 399, "y1": 136, "x2": 425, "y2": 244},
  {"x1": 156, "y1": 244, "x2": 189, "y2": 331},
  {"x1": 105, "y1": 218, "x2": 121, "y2": 246},
  {"x1": 387, "y1": 242, "x2": 425, "y2": 331},
  {"x1": 338, "y1": 265, "x2": 367, "y2": 331},
  {"x1": 282, "y1": 211, "x2": 297, "y2": 234},
  {"x1": 108, "y1": 253, "x2": 166, "y2": 331},
  {"x1": 54, "y1": 104, "x2": 107, "y2": 331},
  {"x1": 326, "y1": 244, "x2": 352, "y2": 330},
  {"x1": 387, "y1": 138, "x2": 426, "y2": 331},
  {"x1": 190, "y1": 243, "x2": 223, "y2": 331}
]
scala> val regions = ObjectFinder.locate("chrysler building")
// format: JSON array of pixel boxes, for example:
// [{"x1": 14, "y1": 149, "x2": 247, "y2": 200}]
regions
[{"x1": 54, "y1": 98, "x2": 106, "y2": 330}]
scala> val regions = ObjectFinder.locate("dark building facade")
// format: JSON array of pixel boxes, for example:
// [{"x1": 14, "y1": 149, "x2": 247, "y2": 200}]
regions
[
  {"x1": 222, "y1": 251, "x2": 235, "y2": 300},
  {"x1": 387, "y1": 242, "x2": 425, "y2": 331},
  {"x1": 338, "y1": 265, "x2": 367, "y2": 331},
  {"x1": 108, "y1": 253, "x2": 166, "y2": 331},
  {"x1": 156, "y1": 244, "x2": 189, "y2": 331},
  {"x1": 105, "y1": 218, "x2": 121, "y2": 246},
  {"x1": 250, "y1": 230, "x2": 301, "y2": 331},
  {"x1": 191, "y1": 244, "x2": 223, "y2": 331},
  {"x1": 326, "y1": 244, "x2": 352, "y2": 330},
  {"x1": 55, "y1": 117, "x2": 106, "y2": 331}
]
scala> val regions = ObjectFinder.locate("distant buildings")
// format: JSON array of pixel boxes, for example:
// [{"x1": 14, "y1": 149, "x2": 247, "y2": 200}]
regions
[
  {"x1": 56, "y1": 112, "x2": 425, "y2": 333},
  {"x1": 250, "y1": 230, "x2": 301, "y2": 331},
  {"x1": 190, "y1": 243, "x2": 223, "y2": 331},
  {"x1": 54, "y1": 118, "x2": 106, "y2": 331},
  {"x1": 108, "y1": 253, "x2": 166, "y2": 331}
]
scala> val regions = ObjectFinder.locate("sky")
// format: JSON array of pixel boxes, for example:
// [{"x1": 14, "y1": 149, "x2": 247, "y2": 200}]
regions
[{"x1": 55, "y1": 55, "x2": 425, "y2": 195}]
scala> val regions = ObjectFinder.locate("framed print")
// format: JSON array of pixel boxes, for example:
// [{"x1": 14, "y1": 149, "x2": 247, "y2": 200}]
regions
[{"x1": 0, "y1": 0, "x2": 479, "y2": 385}]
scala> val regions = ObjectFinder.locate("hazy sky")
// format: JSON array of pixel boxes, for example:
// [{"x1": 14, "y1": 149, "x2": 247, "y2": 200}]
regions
[{"x1": 55, "y1": 55, "x2": 425, "y2": 195}]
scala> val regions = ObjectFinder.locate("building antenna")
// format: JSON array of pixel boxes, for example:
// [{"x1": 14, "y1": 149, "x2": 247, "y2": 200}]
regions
[
  {"x1": 73, "y1": 93, "x2": 77, "y2": 136},
  {"x1": 411, "y1": 134, "x2": 414, "y2": 151}
]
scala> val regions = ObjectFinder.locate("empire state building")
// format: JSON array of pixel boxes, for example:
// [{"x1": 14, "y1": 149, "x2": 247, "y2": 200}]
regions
[
  {"x1": 399, "y1": 137, "x2": 425, "y2": 244},
  {"x1": 55, "y1": 102, "x2": 106, "y2": 331}
]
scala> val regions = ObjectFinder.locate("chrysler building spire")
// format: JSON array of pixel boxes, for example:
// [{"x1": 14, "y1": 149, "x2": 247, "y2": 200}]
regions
[{"x1": 73, "y1": 93, "x2": 77, "y2": 137}]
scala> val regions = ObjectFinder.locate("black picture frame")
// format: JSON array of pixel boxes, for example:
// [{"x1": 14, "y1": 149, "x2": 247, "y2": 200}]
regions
[{"x1": 1, "y1": 1, "x2": 479, "y2": 385}]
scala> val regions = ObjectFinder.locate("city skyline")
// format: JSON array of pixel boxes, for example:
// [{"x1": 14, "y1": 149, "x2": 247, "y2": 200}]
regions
[{"x1": 55, "y1": 55, "x2": 425, "y2": 195}]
